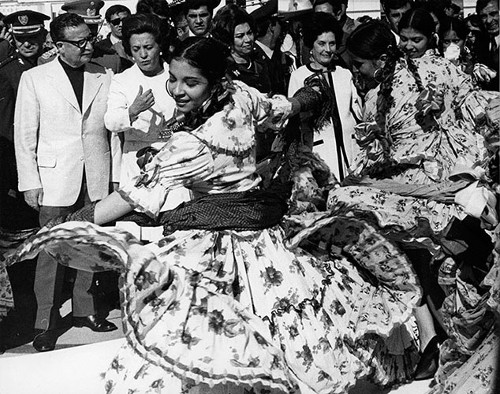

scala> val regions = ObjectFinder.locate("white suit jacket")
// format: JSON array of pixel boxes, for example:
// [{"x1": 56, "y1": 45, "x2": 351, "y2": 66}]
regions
[{"x1": 15, "y1": 58, "x2": 113, "y2": 206}]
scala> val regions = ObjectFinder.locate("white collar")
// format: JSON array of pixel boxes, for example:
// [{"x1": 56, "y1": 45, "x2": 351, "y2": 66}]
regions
[
  {"x1": 110, "y1": 34, "x2": 120, "y2": 45},
  {"x1": 255, "y1": 40, "x2": 273, "y2": 59}
]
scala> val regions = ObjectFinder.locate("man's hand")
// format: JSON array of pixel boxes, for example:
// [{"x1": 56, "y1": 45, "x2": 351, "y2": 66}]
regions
[{"x1": 24, "y1": 188, "x2": 43, "y2": 211}]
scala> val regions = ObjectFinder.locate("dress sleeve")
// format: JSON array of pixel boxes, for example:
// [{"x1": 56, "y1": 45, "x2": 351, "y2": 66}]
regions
[
  {"x1": 448, "y1": 62, "x2": 500, "y2": 129},
  {"x1": 118, "y1": 132, "x2": 214, "y2": 218},
  {"x1": 448, "y1": 63, "x2": 476, "y2": 105},
  {"x1": 235, "y1": 82, "x2": 294, "y2": 130},
  {"x1": 350, "y1": 74, "x2": 363, "y2": 122}
]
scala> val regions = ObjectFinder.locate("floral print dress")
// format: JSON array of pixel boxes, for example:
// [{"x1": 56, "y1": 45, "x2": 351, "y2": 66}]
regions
[
  {"x1": 329, "y1": 50, "x2": 498, "y2": 232},
  {"x1": 326, "y1": 51, "x2": 500, "y2": 392},
  {"x1": 0, "y1": 228, "x2": 37, "y2": 320},
  {"x1": 0, "y1": 264, "x2": 12, "y2": 320},
  {"x1": 9, "y1": 81, "x2": 421, "y2": 393}
]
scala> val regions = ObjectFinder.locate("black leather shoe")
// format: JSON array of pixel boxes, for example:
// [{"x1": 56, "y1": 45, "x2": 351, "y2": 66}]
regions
[
  {"x1": 33, "y1": 330, "x2": 58, "y2": 352},
  {"x1": 414, "y1": 336, "x2": 440, "y2": 380},
  {"x1": 73, "y1": 315, "x2": 117, "y2": 332}
]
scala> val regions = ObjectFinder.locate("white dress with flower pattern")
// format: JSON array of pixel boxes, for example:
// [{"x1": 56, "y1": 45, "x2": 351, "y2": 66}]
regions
[
  {"x1": 10, "y1": 81, "x2": 421, "y2": 393},
  {"x1": 329, "y1": 51, "x2": 497, "y2": 232},
  {"x1": 324, "y1": 50, "x2": 500, "y2": 394}
]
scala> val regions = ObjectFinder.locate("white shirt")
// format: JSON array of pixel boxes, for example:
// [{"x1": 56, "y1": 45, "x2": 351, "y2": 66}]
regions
[
  {"x1": 255, "y1": 40, "x2": 273, "y2": 59},
  {"x1": 105, "y1": 62, "x2": 190, "y2": 209},
  {"x1": 110, "y1": 34, "x2": 120, "y2": 45}
]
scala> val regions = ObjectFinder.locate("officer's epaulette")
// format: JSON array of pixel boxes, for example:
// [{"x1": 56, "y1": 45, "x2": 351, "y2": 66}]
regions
[{"x1": 0, "y1": 53, "x2": 16, "y2": 70}]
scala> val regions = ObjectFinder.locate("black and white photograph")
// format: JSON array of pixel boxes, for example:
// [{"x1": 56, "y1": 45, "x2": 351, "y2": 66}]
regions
[{"x1": 0, "y1": 0, "x2": 498, "y2": 393}]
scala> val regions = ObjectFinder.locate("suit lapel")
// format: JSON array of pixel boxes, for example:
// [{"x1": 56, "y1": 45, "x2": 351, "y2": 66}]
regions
[
  {"x1": 82, "y1": 63, "x2": 103, "y2": 115},
  {"x1": 49, "y1": 58, "x2": 80, "y2": 112}
]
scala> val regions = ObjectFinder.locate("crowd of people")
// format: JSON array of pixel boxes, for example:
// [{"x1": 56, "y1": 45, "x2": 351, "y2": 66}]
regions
[{"x1": 0, "y1": 0, "x2": 499, "y2": 393}]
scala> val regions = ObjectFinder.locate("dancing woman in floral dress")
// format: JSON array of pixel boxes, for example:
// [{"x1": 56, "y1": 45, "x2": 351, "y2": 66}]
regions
[{"x1": 8, "y1": 37, "x2": 422, "y2": 393}]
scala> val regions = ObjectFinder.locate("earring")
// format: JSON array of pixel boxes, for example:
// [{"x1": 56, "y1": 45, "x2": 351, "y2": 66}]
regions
[
  {"x1": 166, "y1": 80, "x2": 173, "y2": 97},
  {"x1": 373, "y1": 68, "x2": 384, "y2": 83}
]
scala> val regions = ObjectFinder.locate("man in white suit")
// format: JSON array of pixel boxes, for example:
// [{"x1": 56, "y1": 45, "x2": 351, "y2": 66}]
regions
[{"x1": 15, "y1": 12, "x2": 117, "y2": 352}]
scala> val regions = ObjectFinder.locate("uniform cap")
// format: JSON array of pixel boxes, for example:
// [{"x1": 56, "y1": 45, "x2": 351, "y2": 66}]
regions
[
  {"x1": 61, "y1": 0, "x2": 105, "y2": 24},
  {"x1": 4, "y1": 10, "x2": 50, "y2": 37}
]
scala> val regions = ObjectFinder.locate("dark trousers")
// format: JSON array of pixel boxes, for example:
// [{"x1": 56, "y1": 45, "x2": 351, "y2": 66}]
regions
[{"x1": 34, "y1": 182, "x2": 95, "y2": 330}]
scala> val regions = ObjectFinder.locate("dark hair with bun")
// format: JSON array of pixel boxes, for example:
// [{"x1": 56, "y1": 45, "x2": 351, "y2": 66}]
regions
[
  {"x1": 347, "y1": 19, "x2": 396, "y2": 60},
  {"x1": 171, "y1": 36, "x2": 230, "y2": 86}
]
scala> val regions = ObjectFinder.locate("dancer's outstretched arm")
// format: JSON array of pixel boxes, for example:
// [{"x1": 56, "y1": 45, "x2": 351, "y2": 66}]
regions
[{"x1": 94, "y1": 191, "x2": 135, "y2": 225}]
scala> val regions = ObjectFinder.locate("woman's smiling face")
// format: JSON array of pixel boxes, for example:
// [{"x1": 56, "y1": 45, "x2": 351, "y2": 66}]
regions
[
  {"x1": 311, "y1": 31, "x2": 336, "y2": 68},
  {"x1": 168, "y1": 58, "x2": 211, "y2": 114}
]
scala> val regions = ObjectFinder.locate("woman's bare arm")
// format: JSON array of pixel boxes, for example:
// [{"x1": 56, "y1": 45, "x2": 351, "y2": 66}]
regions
[{"x1": 94, "y1": 191, "x2": 135, "y2": 225}]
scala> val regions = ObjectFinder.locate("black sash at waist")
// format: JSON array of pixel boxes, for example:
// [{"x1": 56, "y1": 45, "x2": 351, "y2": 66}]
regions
[{"x1": 118, "y1": 182, "x2": 292, "y2": 235}]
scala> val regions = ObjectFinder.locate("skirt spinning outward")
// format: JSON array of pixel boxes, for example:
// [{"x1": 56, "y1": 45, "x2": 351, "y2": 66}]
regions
[
  {"x1": 8, "y1": 193, "x2": 422, "y2": 394},
  {"x1": 6, "y1": 80, "x2": 423, "y2": 393}
]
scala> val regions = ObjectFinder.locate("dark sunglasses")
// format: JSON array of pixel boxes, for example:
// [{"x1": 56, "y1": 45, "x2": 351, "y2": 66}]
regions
[
  {"x1": 110, "y1": 17, "x2": 126, "y2": 26},
  {"x1": 58, "y1": 35, "x2": 97, "y2": 49}
]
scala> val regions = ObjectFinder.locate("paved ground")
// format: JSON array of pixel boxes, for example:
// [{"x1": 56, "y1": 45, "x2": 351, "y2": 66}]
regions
[{"x1": 0, "y1": 303, "x2": 123, "y2": 358}]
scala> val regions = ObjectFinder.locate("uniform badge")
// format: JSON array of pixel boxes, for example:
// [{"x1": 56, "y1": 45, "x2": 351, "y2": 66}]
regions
[
  {"x1": 18, "y1": 15, "x2": 29, "y2": 25},
  {"x1": 87, "y1": 2, "x2": 97, "y2": 16}
]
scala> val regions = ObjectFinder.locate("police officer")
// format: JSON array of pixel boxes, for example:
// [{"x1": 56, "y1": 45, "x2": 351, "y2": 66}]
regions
[
  {"x1": 0, "y1": 10, "x2": 49, "y2": 230},
  {"x1": 0, "y1": 10, "x2": 50, "y2": 348}
]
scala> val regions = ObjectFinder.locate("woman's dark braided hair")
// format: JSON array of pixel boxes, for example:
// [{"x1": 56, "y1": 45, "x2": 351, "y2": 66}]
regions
[
  {"x1": 374, "y1": 43, "x2": 404, "y2": 148},
  {"x1": 400, "y1": 8, "x2": 441, "y2": 131},
  {"x1": 399, "y1": 8, "x2": 437, "y2": 91},
  {"x1": 347, "y1": 15, "x2": 435, "y2": 177},
  {"x1": 347, "y1": 20, "x2": 402, "y2": 175}
]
